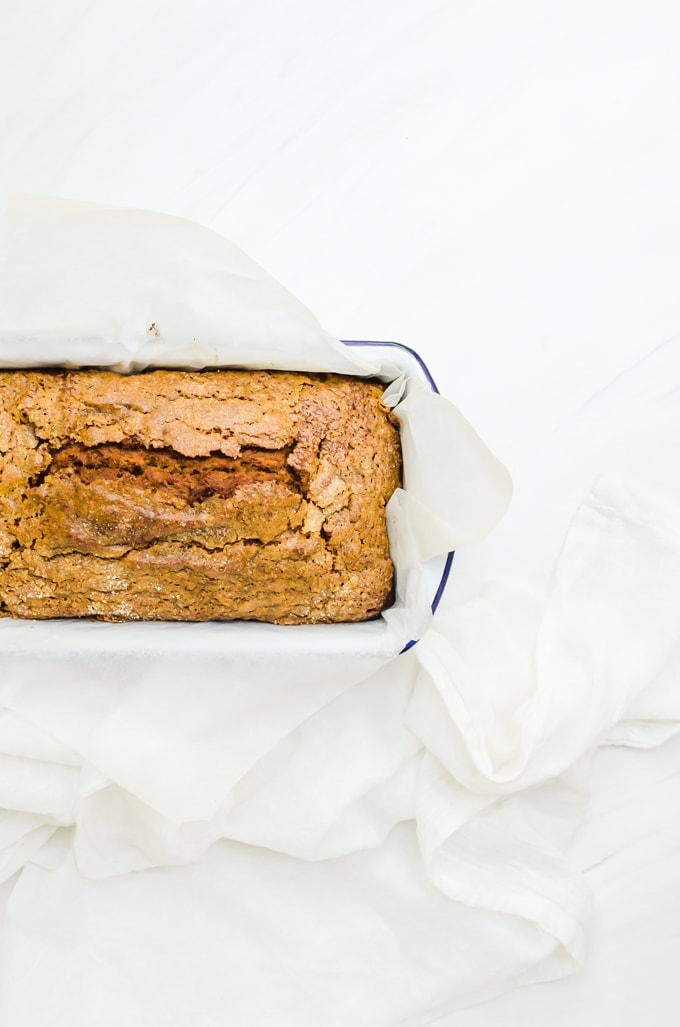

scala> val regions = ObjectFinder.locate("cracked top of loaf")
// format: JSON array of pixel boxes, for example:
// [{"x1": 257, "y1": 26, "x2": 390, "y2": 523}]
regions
[{"x1": 0, "y1": 369, "x2": 401, "y2": 623}]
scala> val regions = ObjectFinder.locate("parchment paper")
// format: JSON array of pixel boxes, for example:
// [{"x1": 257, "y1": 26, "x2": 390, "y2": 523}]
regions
[{"x1": 0, "y1": 193, "x2": 512, "y2": 665}]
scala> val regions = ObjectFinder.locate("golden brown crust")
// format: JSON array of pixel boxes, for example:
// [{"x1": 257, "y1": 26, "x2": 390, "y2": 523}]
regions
[{"x1": 0, "y1": 369, "x2": 401, "y2": 623}]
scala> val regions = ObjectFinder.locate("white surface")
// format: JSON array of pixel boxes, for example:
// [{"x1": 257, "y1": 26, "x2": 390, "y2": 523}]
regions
[{"x1": 0, "y1": 1, "x2": 679, "y2": 1024}]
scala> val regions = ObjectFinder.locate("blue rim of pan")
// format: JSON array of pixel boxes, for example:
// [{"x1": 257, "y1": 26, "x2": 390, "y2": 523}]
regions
[{"x1": 341, "y1": 340, "x2": 455, "y2": 653}]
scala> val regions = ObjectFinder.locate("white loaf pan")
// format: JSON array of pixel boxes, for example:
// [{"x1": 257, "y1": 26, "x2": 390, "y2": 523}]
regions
[{"x1": 0, "y1": 342, "x2": 451, "y2": 665}]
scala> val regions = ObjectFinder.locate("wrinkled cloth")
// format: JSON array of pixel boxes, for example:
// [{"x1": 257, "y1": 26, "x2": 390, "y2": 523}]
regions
[{"x1": 0, "y1": 461, "x2": 678, "y2": 1024}]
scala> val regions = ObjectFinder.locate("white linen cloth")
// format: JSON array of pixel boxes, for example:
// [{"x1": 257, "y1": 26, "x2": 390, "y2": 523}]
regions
[
  {"x1": 0, "y1": 466, "x2": 677, "y2": 1026},
  {"x1": 0, "y1": 0, "x2": 680, "y2": 1022}
]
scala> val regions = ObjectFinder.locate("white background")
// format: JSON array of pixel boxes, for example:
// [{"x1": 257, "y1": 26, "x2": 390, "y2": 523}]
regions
[{"x1": 1, "y1": 1, "x2": 679, "y2": 1023}]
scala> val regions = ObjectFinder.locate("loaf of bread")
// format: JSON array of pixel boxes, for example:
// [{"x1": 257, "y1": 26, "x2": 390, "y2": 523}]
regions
[{"x1": 0, "y1": 369, "x2": 401, "y2": 623}]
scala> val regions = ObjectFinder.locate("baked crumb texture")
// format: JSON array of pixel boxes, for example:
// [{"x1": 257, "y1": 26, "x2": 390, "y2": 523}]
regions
[{"x1": 0, "y1": 370, "x2": 401, "y2": 623}]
